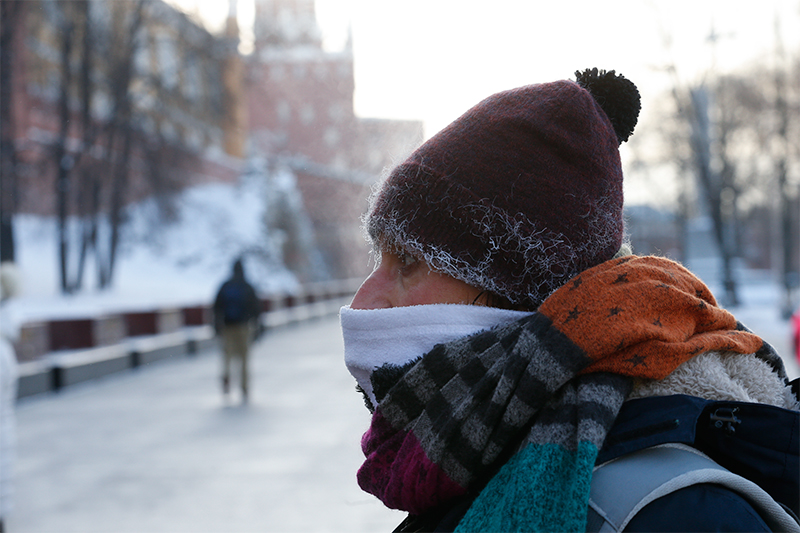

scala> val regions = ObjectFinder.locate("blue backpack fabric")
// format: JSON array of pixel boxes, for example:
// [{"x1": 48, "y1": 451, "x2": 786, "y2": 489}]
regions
[
  {"x1": 215, "y1": 278, "x2": 258, "y2": 326},
  {"x1": 597, "y1": 393, "x2": 800, "y2": 517},
  {"x1": 587, "y1": 392, "x2": 800, "y2": 532},
  {"x1": 587, "y1": 443, "x2": 799, "y2": 532},
  {"x1": 220, "y1": 282, "x2": 248, "y2": 323}
]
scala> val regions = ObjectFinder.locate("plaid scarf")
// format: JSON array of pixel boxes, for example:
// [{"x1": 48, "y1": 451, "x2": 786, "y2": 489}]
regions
[{"x1": 357, "y1": 256, "x2": 764, "y2": 532}]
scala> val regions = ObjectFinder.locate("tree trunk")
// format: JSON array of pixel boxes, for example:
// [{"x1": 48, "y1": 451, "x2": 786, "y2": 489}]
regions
[
  {"x1": 74, "y1": 0, "x2": 94, "y2": 291},
  {"x1": 56, "y1": 12, "x2": 76, "y2": 293},
  {"x1": 773, "y1": 28, "x2": 796, "y2": 317},
  {"x1": 104, "y1": 127, "x2": 132, "y2": 289},
  {"x1": 689, "y1": 88, "x2": 739, "y2": 306},
  {"x1": 97, "y1": 0, "x2": 146, "y2": 289},
  {"x1": 0, "y1": 0, "x2": 22, "y2": 264}
]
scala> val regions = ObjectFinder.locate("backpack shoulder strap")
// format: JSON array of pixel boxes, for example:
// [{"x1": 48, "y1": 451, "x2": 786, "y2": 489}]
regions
[{"x1": 586, "y1": 443, "x2": 800, "y2": 533}]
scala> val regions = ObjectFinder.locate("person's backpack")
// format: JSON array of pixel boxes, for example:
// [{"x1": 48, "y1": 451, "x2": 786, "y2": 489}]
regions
[
  {"x1": 588, "y1": 394, "x2": 800, "y2": 532},
  {"x1": 586, "y1": 443, "x2": 800, "y2": 533},
  {"x1": 220, "y1": 282, "x2": 250, "y2": 323}
]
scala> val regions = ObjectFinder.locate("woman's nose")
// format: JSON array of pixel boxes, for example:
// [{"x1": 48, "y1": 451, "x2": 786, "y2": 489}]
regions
[{"x1": 350, "y1": 267, "x2": 393, "y2": 310}]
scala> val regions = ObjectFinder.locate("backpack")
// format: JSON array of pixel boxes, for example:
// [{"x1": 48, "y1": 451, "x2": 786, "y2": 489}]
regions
[
  {"x1": 220, "y1": 282, "x2": 250, "y2": 323},
  {"x1": 586, "y1": 443, "x2": 800, "y2": 533}
]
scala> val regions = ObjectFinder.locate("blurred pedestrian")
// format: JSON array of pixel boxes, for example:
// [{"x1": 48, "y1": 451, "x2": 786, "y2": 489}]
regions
[
  {"x1": 213, "y1": 258, "x2": 261, "y2": 402},
  {"x1": 0, "y1": 262, "x2": 20, "y2": 533},
  {"x1": 341, "y1": 69, "x2": 800, "y2": 532}
]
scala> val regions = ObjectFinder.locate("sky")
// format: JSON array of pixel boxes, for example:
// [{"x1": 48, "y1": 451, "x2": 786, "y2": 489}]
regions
[
  {"x1": 170, "y1": 0, "x2": 800, "y2": 137},
  {"x1": 329, "y1": 0, "x2": 800, "y2": 135},
  {"x1": 163, "y1": 0, "x2": 800, "y2": 206}
]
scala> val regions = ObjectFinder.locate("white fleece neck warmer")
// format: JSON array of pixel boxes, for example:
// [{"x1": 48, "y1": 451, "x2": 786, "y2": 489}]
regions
[
  {"x1": 340, "y1": 304, "x2": 533, "y2": 408},
  {"x1": 629, "y1": 350, "x2": 800, "y2": 411}
]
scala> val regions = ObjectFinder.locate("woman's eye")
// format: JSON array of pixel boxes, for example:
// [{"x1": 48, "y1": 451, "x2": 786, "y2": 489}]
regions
[
  {"x1": 397, "y1": 251, "x2": 419, "y2": 272},
  {"x1": 399, "y1": 252, "x2": 416, "y2": 266}
]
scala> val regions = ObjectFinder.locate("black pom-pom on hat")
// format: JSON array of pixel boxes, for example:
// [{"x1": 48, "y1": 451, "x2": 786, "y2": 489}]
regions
[{"x1": 575, "y1": 68, "x2": 641, "y2": 144}]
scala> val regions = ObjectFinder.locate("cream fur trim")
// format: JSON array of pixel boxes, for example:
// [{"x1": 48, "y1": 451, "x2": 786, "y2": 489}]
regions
[{"x1": 629, "y1": 351, "x2": 800, "y2": 411}]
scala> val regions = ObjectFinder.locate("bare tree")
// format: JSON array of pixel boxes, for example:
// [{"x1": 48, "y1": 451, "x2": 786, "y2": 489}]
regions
[
  {"x1": 53, "y1": 1, "x2": 78, "y2": 292},
  {"x1": 647, "y1": 17, "x2": 799, "y2": 309},
  {"x1": 660, "y1": 77, "x2": 741, "y2": 306},
  {"x1": 773, "y1": 18, "x2": 799, "y2": 316},
  {"x1": 0, "y1": 0, "x2": 23, "y2": 264},
  {"x1": 657, "y1": 27, "x2": 775, "y2": 306},
  {"x1": 45, "y1": 0, "x2": 195, "y2": 292},
  {"x1": 98, "y1": 0, "x2": 146, "y2": 288},
  {"x1": 74, "y1": 0, "x2": 97, "y2": 290},
  {"x1": 16, "y1": 0, "x2": 248, "y2": 293}
]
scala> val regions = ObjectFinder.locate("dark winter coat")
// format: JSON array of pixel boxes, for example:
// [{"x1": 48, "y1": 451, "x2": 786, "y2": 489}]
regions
[
  {"x1": 592, "y1": 392, "x2": 799, "y2": 532},
  {"x1": 396, "y1": 390, "x2": 800, "y2": 532},
  {"x1": 213, "y1": 267, "x2": 261, "y2": 327}
]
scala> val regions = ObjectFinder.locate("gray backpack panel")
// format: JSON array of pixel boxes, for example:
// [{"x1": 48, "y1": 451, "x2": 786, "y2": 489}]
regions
[{"x1": 586, "y1": 443, "x2": 799, "y2": 533}]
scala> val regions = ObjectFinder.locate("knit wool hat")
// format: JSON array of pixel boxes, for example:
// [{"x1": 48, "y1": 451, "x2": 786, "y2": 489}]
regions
[{"x1": 366, "y1": 68, "x2": 641, "y2": 309}]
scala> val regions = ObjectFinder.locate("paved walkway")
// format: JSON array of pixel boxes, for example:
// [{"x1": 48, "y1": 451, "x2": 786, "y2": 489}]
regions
[
  {"x1": 7, "y1": 304, "x2": 798, "y2": 533},
  {"x1": 8, "y1": 316, "x2": 404, "y2": 533}
]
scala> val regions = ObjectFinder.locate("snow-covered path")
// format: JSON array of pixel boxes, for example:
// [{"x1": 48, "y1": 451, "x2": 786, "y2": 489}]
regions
[{"x1": 8, "y1": 316, "x2": 403, "y2": 533}]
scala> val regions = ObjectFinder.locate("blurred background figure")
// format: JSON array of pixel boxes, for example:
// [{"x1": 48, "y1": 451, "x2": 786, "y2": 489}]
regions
[
  {"x1": 0, "y1": 262, "x2": 20, "y2": 533},
  {"x1": 213, "y1": 258, "x2": 261, "y2": 403}
]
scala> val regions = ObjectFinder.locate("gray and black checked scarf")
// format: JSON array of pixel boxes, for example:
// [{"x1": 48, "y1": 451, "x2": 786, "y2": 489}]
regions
[{"x1": 355, "y1": 256, "x2": 765, "y2": 532}]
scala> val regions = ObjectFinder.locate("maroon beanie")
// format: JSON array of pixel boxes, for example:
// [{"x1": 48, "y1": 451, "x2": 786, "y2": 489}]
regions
[{"x1": 366, "y1": 69, "x2": 641, "y2": 309}]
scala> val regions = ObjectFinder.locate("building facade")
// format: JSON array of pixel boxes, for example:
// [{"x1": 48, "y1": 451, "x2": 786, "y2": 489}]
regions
[
  {"x1": 4, "y1": 0, "x2": 243, "y2": 217},
  {"x1": 245, "y1": 0, "x2": 423, "y2": 279},
  {"x1": 3, "y1": 0, "x2": 423, "y2": 281}
]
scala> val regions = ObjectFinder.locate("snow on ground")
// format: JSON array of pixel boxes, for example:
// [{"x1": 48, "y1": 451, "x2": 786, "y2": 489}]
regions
[{"x1": 3, "y1": 175, "x2": 299, "y2": 329}]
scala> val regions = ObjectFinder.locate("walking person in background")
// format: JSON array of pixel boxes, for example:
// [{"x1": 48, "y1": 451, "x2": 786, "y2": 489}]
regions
[
  {"x1": 214, "y1": 258, "x2": 261, "y2": 403},
  {"x1": 340, "y1": 69, "x2": 799, "y2": 532},
  {"x1": 0, "y1": 262, "x2": 20, "y2": 533}
]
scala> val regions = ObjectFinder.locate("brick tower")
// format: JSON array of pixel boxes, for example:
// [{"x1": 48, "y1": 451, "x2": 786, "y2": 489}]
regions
[{"x1": 247, "y1": 0, "x2": 423, "y2": 280}]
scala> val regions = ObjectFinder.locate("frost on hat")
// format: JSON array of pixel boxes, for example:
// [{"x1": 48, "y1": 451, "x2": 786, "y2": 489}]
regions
[{"x1": 366, "y1": 68, "x2": 641, "y2": 309}]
